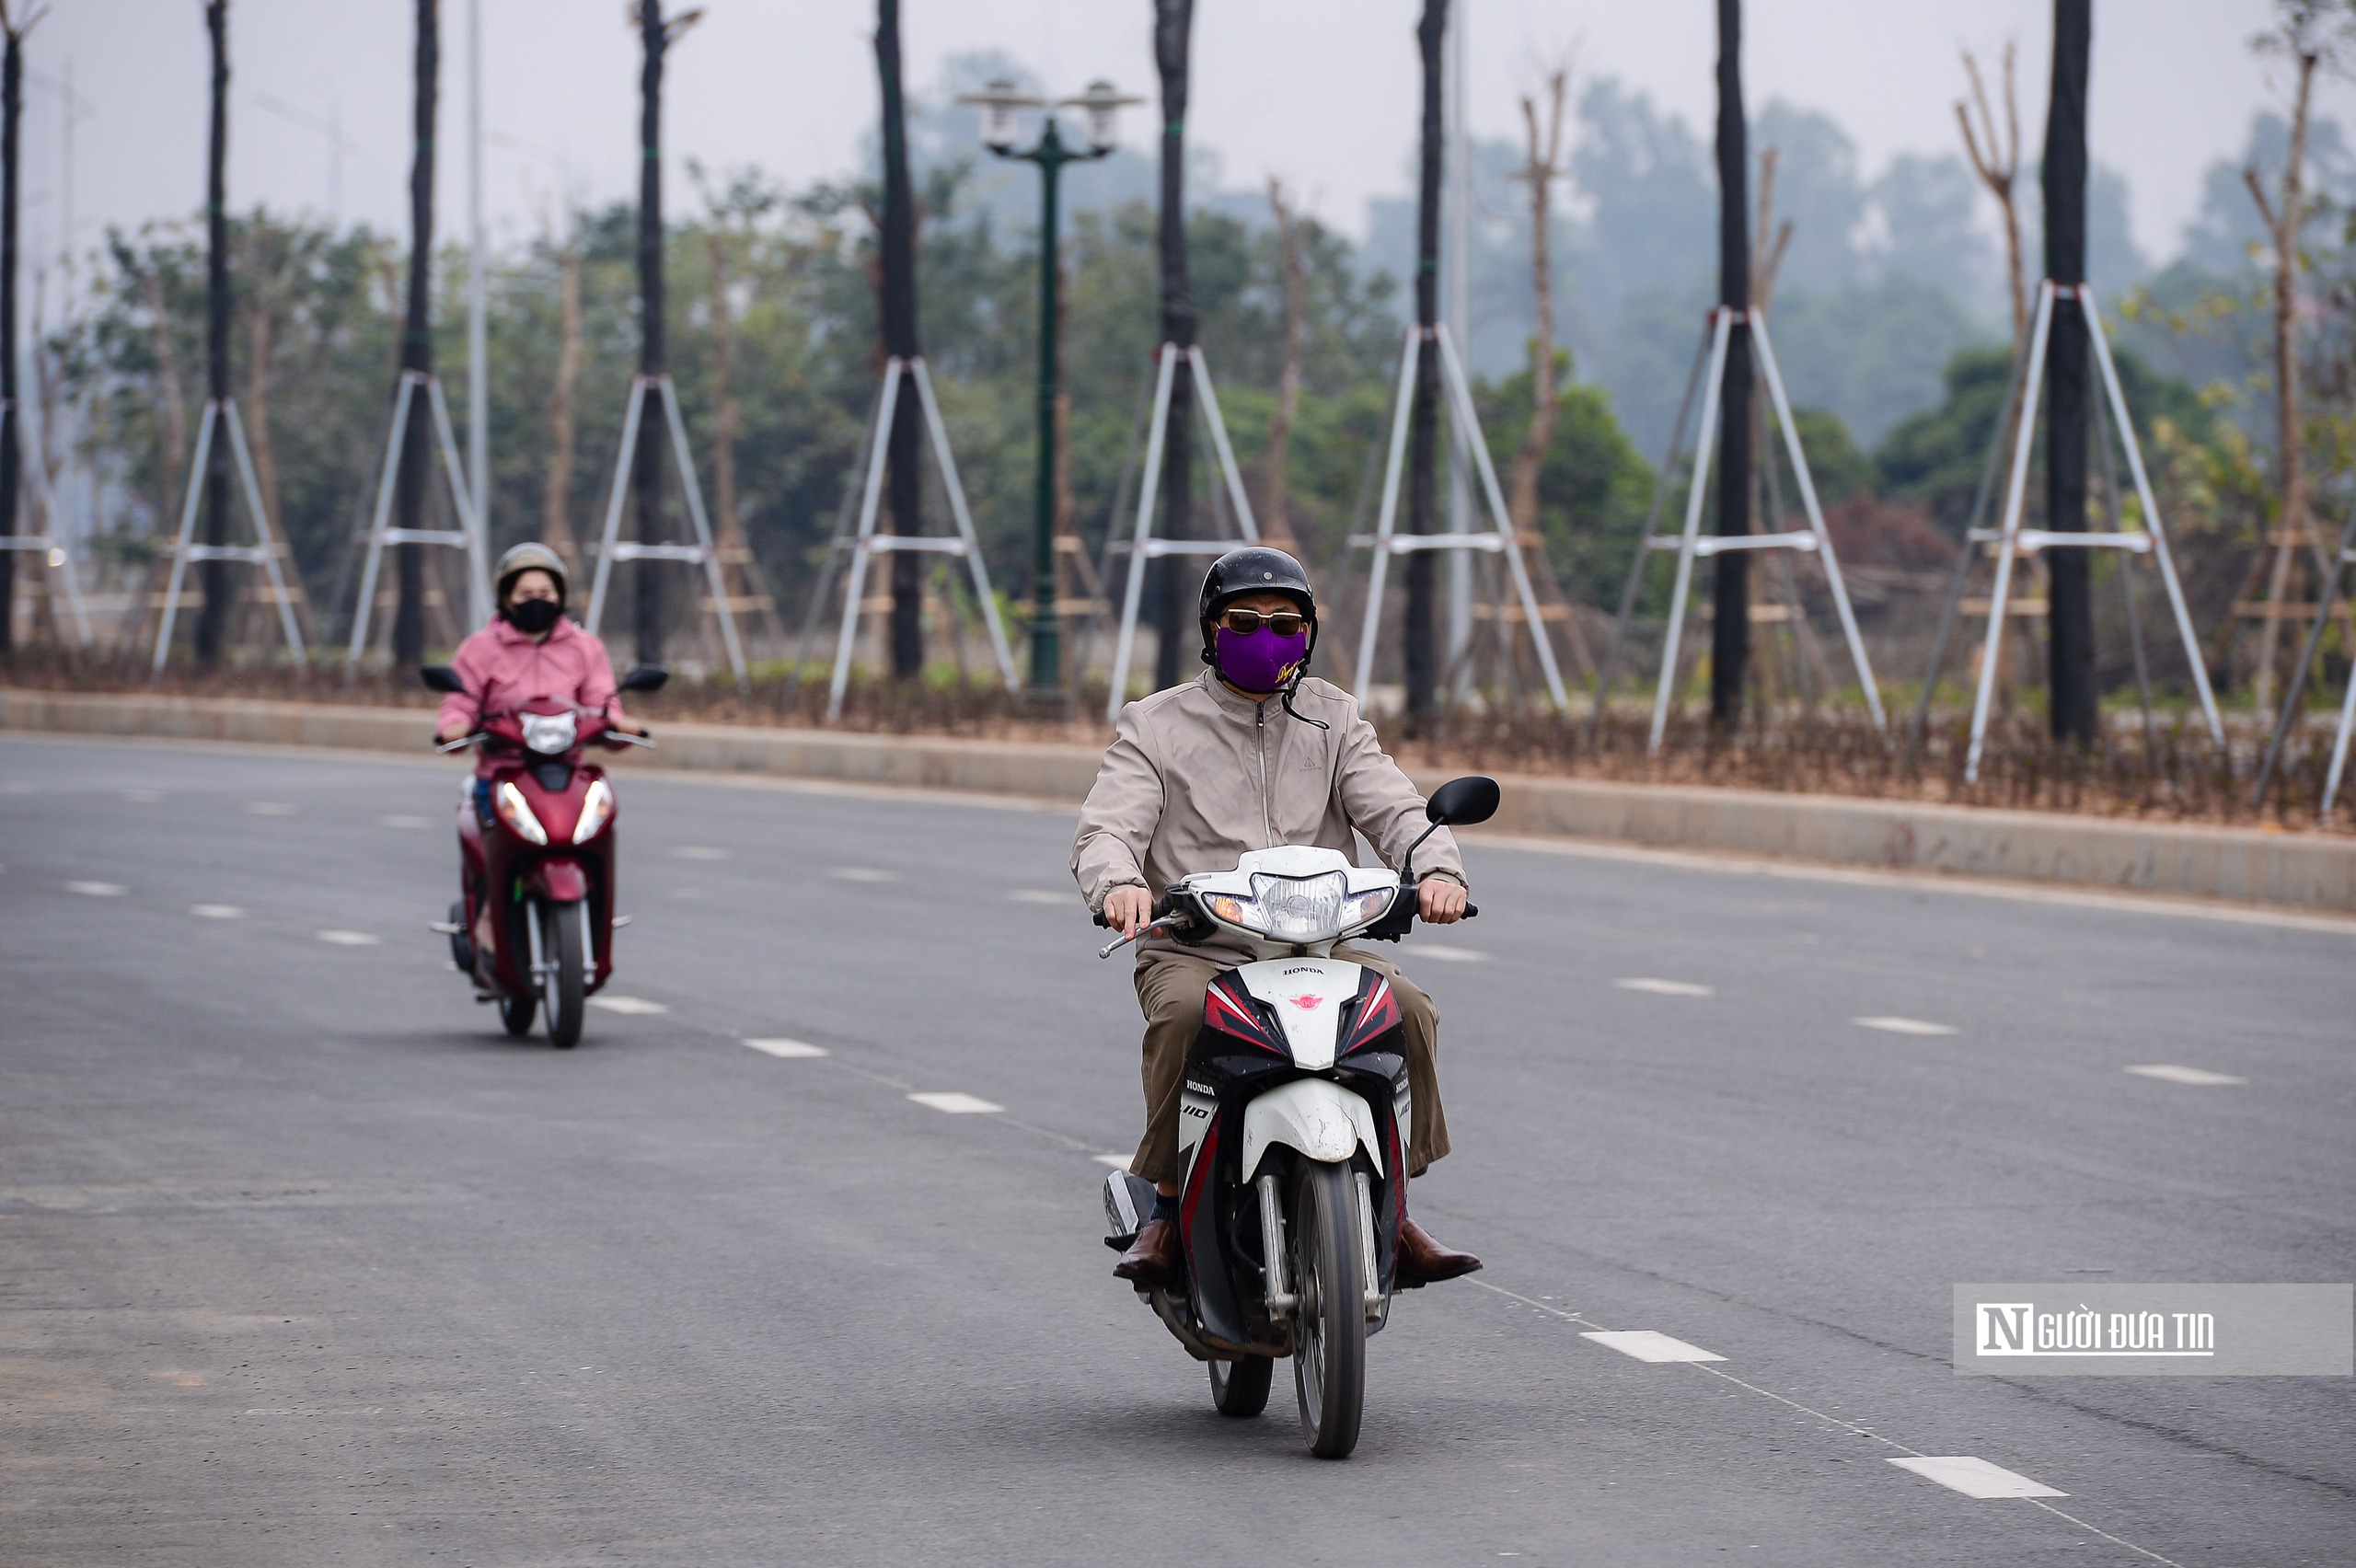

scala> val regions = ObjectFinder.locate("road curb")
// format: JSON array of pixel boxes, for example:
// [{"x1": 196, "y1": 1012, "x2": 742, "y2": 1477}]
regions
[{"x1": 6, "y1": 686, "x2": 2352, "y2": 915}]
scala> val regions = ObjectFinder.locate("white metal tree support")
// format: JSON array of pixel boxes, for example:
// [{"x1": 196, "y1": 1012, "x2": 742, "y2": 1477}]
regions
[
  {"x1": 1347, "y1": 323, "x2": 1570, "y2": 715},
  {"x1": 2321, "y1": 526, "x2": 2356, "y2": 813},
  {"x1": 1961, "y1": 280, "x2": 2223, "y2": 782},
  {"x1": 1104, "y1": 343, "x2": 1264, "y2": 723},
  {"x1": 0, "y1": 402, "x2": 94, "y2": 644},
  {"x1": 347, "y1": 370, "x2": 493, "y2": 662},
  {"x1": 152, "y1": 398, "x2": 307, "y2": 670},
  {"x1": 1604, "y1": 307, "x2": 1884, "y2": 754},
  {"x1": 820, "y1": 356, "x2": 1016, "y2": 719},
  {"x1": 583, "y1": 373, "x2": 748, "y2": 686}
]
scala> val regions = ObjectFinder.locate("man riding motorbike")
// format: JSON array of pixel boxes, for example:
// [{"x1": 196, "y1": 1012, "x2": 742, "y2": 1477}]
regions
[
  {"x1": 434, "y1": 543, "x2": 643, "y2": 956},
  {"x1": 1072, "y1": 546, "x2": 1483, "y2": 1291}
]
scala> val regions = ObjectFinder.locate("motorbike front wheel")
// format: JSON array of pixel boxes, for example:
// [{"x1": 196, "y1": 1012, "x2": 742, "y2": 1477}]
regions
[
  {"x1": 1289, "y1": 1160, "x2": 1367, "y2": 1458},
  {"x1": 539, "y1": 899, "x2": 585, "y2": 1049},
  {"x1": 1208, "y1": 1355, "x2": 1273, "y2": 1418}
]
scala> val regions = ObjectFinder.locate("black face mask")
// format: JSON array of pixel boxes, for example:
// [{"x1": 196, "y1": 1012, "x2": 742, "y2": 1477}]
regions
[{"x1": 504, "y1": 597, "x2": 562, "y2": 634}]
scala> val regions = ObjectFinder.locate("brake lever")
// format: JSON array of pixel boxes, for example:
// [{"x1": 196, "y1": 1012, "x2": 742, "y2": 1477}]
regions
[
  {"x1": 605, "y1": 730, "x2": 654, "y2": 748},
  {"x1": 434, "y1": 732, "x2": 487, "y2": 755},
  {"x1": 1097, "y1": 917, "x2": 1174, "y2": 961}
]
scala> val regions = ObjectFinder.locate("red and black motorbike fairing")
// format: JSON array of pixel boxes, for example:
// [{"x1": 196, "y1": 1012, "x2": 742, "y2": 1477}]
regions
[
  {"x1": 1174, "y1": 964, "x2": 1410, "y2": 1355},
  {"x1": 458, "y1": 704, "x2": 626, "y2": 998}
]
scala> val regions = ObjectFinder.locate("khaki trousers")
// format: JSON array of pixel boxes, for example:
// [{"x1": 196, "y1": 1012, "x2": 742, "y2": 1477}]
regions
[{"x1": 1130, "y1": 944, "x2": 1449, "y2": 1187}]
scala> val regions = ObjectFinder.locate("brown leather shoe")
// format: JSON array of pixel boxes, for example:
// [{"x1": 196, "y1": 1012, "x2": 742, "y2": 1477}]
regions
[
  {"x1": 1114, "y1": 1216, "x2": 1184, "y2": 1288},
  {"x1": 1394, "y1": 1217, "x2": 1481, "y2": 1286}
]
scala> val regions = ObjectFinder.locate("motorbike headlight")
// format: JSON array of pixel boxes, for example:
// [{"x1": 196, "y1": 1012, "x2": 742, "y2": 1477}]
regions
[
  {"x1": 521, "y1": 710, "x2": 579, "y2": 755},
  {"x1": 1339, "y1": 884, "x2": 1398, "y2": 931},
  {"x1": 1247, "y1": 870, "x2": 1350, "y2": 944},
  {"x1": 572, "y1": 777, "x2": 614, "y2": 844},
  {"x1": 494, "y1": 780, "x2": 549, "y2": 845}
]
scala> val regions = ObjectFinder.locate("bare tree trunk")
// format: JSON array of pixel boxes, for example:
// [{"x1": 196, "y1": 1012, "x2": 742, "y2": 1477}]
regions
[
  {"x1": 1710, "y1": 0, "x2": 1752, "y2": 729},
  {"x1": 1152, "y1": 0, "x2": 1199, "y2": 691},
  {"x1": 1958, "y1": 44, "x2": 2027, "y2": 344},
  {"x1": 1256, "y1": 178, "x2": 1304, "y2": 552},
  {"x1": 2247, "y1": 45, "x2": 2319, "y2": 721},
  {"x1": 2043, "y1": 0, "x2": 2096, "y2": 744},
  {"x1": 1505, "y1": 71, "x2": 1565, "y2": 543},
  {"x1": 875, "y1": 0, "x2": 923, "y2": 677},
  {"x1": 540, "y1": 231, "x2": 581, "y2": 565},
  {"x1": 392, "y1": 0, "x2": 437, "y2": 663},
  {"x1": 1404, "y1": 0, "x2": 1448, "y2": 723},
  {"x1": 195, "y1": 0, "x2": 232, "y2": 666}
]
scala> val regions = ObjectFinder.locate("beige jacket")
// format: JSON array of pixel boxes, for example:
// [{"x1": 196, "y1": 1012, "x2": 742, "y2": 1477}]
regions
[{"x1": 1071, "y1": 671, "x2": 1466, "y2": 961}]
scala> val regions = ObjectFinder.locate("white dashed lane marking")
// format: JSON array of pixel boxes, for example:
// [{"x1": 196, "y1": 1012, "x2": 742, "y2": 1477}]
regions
[
  {"x1": 246, "y1": 801, "x2": 298, "y2": 816},
  {"x1": 588, "y1": 996, "x2": 668, "y2": 1015},
  {"x1": 316, "y1": 930, "x2": 381, "y2": 946},
  {"x1": 1888, "y1": 1457, "x2": 2067, "y2": 1500},
  {"x1": 64, "y1": 881, "x2": 126, "y2": 897},
  {"x1": 907, "y1": 1092, "x2": 1003, "y2": 1114},
  {"x1": 1093, "y1": 1154, "x2": 1132, "y2": 1169},
  {"x1": 1581, "y1": 1330, "x2": 1727, "y2": 1364},
  {"x1": 742, "y1": 1037, "x2": 827, "y2": 1058},
  {"x1": 2126, "y1": 1064, "x2": 2246, "y2": 1086},
  {"x1": 1413, "y1": 943, "x2": 1489, "y2": 963},
  {"x1": 378, "y1": 814, "x2": 433, "y2": 830},
  {"x1": 670, "y1": 847, "x2": 730, "y2": 861},
  {"x1": 1854, "y1": 1016, "x2": 1960, "y2": 1036},
  {"x1": 1006, "y1": 889, "x2": 1068, "y2": 905},
  {"x1": 191, "y1": 905, "x2": 243, "y2": 919},
  {"x1": 1615, "y1": 977, "x2": 1713, "y2": 997},
  {"x1": 829, "y1": 867, "x2": 900, "y2": 883},
  {"x1": 120, "y1": 789, "x2": 166, "y2": 803}
]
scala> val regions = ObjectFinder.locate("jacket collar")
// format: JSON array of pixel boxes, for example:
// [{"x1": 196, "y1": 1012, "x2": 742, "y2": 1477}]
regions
[
  {"x1": 1198, "y1": 666, "x2": 1275, "y2": 720},
  {"x1": 487, "y1": 614, "x2": 577, "y2": 650}
]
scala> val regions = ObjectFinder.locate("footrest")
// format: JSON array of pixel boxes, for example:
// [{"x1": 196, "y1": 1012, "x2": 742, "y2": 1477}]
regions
[
  {"x1": 429, "y1": 920, "x2": 462, "y2": 935},
  {"x1": 1103, "y1": 1168, "x2": 1155, "y2": 1248}
]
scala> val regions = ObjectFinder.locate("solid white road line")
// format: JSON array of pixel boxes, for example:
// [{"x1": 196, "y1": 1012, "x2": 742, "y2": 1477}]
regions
[
  {"x1": 64, "y1": 881, "x2": 126, "y2": 897},
  {"x1": 1615, "y1": 977, "x2": 1714, "y2": 997},
  {"x1": 742, "y1": 1037, "x2": 828, "y2": 1058},
  {"x1": 907, "y1": 1091, "x2": 1003, "y2": 1114},
  {"x1": 828, "y1": 867, "x2": 899, "y2": 882},
  {"x1": 1580, "y1": 1330, "x2": 1727, "y2": 1364},
  {"x1": 670, "y1": 846, "x2": 730, "y2": 861},
  {"x1": 1887, "y1": 1456, "x2": 2066, "y2": 1500},
  {"x1": 191, "y1": 905, "x2": 243, "y2": 919},
  {"x1": 1414, "y1": 943, "x2": 1490, "y2": 963},
  {"x1": 1854, "y1": 1016, "x2": 1960, "y2": 1036},
  {"x1": 378, "y1": 813, "x2": 433, "y2": 829},
  {"x1": 2125, "y1": 1064, "x2": 2246, "y2": 1087},
  {"x1": 588, "y1": 996, "x2": 668, "y2": 1015},
  {"x1": 246, "y1": 801, "x2": 298, "y2": 816},
  {"x1": 316, "y1": 930, "x2": 381, "y2": 946}
]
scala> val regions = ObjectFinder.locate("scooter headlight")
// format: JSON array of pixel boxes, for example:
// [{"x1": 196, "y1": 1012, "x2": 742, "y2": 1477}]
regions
[
  {"x1": 572, "y1": 777, "x2": 614, "y2": 844},
  {"x1": 520, "y1": 710, "x2": 579, "y2": 755},
  {"x1": 494, "y1": 780, "x2": 549, "y2": 845},
  {"x1": 1244, "y1": 870, "x2": 1351, "y2": 944}
]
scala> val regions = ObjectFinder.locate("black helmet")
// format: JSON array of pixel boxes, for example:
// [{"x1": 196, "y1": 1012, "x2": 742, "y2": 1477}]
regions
[
  {"x1": 1197, "y1": 546, "x2": 1317, "y2": 667},
  {"x1": 495, "y1": 541, "x2": 569, "y2": 606}
]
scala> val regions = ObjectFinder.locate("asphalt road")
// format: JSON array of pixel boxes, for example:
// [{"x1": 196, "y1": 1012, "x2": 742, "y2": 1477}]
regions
[{"x1": 3, "y1": 732, "x2": 2351, "y2": 1567}]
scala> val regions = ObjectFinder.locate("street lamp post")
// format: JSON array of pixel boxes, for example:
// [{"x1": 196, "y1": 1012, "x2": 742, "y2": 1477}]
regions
[{"x1": 961, "y1": 78, "x2": 1136, "y2": 696}]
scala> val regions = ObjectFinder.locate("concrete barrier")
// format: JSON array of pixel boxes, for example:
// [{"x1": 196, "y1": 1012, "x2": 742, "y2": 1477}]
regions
[{"x1": 6, "y1": 686, "x2": 2352, "y2": 915}]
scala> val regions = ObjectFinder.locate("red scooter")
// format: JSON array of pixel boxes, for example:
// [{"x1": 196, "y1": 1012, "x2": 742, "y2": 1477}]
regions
[{"x1": 421, "y1": 663, "x2": 665, "y2": 1047}]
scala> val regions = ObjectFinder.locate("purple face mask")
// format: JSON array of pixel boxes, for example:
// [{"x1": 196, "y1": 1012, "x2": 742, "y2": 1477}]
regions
[{"x1": 1214, "y1": 623, "x2": 1309, "y2": 694}]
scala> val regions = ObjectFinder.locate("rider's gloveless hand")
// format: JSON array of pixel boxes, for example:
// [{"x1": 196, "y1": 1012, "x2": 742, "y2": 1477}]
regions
[
  {"x1": 1417, "y1": 878, "x2": 1468, "y2": 925},
  {"x1": 1103, "y1": 884, "x2": 1154, "y2": 939}
]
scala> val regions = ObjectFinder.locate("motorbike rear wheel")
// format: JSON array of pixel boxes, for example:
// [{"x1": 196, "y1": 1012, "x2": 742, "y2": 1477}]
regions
[
  {"x1": 539, "y1": 900, "x2": 585, "y2": 1049},
  {"x1": 1208, "y1": 1355, "x2": 1273, "y2": 1418},
  {"x1": 1289, "y1": 1160, "x2": 1367, "y2": 1458}
]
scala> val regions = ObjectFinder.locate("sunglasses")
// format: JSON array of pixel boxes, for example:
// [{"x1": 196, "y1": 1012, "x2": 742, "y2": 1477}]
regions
[{"x1": 1219, "y1": 608, "x2": 1308, "y2": 638}]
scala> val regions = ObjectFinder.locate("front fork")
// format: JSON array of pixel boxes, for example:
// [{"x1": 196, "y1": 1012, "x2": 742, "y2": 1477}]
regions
[{"x1": 1255, "y1": 1164, "x2": 1384, "y2": 1324}]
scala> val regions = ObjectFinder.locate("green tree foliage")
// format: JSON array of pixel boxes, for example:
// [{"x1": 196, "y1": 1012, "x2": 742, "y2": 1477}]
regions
[{"x1": 1471, "y1": 350, "x2": 1656, "y2": 604}]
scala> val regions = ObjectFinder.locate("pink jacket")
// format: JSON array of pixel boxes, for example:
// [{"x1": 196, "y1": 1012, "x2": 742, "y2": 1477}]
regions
[{"x1": 437, "y1": 617, "x2": 619, "y2": 774}]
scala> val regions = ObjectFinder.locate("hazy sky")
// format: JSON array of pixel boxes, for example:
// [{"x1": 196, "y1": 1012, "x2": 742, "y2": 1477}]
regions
[{"x1": 18, "y1": 1, "x2": 2344, "y2": 284}]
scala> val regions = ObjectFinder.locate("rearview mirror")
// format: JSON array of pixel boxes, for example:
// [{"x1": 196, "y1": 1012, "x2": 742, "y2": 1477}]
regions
[
  {"x1": 1425, "y1": 775, "x2": 1500, "y2": 828},
  {"x1": 617, "y1": 663, "x2": 669, "y2": 695},
  {"x1": 418, "y1": 664, "x2": 465, "y2": 695}
]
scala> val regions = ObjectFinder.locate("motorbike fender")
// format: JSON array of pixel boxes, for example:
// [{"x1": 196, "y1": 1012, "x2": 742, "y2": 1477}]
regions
[
  {"x1": 524, "y1": 858, "x2": 589, "y2": 903},
  {"x1": 1242, "y1": 1078, "x2": 1382, "y2": 1184}
]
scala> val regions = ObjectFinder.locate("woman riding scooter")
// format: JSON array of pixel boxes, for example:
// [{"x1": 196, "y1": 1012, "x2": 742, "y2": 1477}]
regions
[{"x1": 435, "y1": 543, "x2": 645, "y2": 963}]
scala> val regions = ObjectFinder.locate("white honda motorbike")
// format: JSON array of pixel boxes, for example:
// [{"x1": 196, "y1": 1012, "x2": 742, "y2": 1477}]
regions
[{"x1": 1098, "y1": 775, "x2": 1499, "y2": 1458}]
